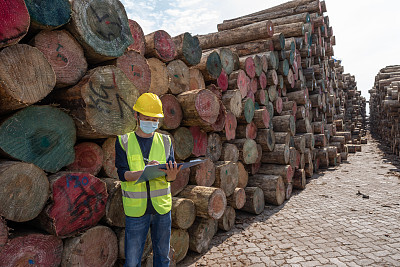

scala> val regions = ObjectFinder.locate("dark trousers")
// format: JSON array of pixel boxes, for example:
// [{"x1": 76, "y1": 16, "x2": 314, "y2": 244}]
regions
[{"x1": 124, "y1": 211, "x2": 171, "y2": 267}]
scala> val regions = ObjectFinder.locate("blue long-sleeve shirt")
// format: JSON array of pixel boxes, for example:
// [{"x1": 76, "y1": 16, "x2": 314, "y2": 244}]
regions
[{"x1": 115, "y1": 133, "x2": 174, "y2": 215}]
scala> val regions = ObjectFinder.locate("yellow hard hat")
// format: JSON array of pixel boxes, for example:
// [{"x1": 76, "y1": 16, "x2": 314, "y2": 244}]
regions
[{"x1": 133, "y1": 93, "x2": 164, "y2": 118}]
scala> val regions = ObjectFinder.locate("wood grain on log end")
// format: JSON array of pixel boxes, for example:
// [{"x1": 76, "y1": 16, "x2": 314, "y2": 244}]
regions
[
  {"x1": 67, "y1": 0, "x2": 133, "y2": 63},
  {"x1": 160, "y1": 94, "x2": 183, "y2": 130},
  {"x1": 127, "y1": 19, "x2": 146, "y2": 55},
  {"x1": 62, "y1": 226, "x2": 118, "y2": 266},
  {"x1": 170, "y1": 228, "x2": 189, "y2": 263},
  {"x1": 173, "y1": 127, "x2": 194, "y2": 161},
  {"x1": 0, "y1": 106, "x2": 76, "y2": 173},
  {"x1": 0, "y1": 233, "x2": 63, "y2": 266},
  {"x1": 54, "y1": 65, "x2": 139, "y2": 139},
  {"x1": 0, "y1": 161, "x2": 49, "y2": 222},
  {"x1": 189, "y1": 158, "x2": 215, "y2": 187},
  {"x1": 36, "y1": 172, "x2": 108, "y2": 237},
  {"x1": 172, "y1": 198, "x2": 196, "y2": 230},
  {"x1": 218, "y1": 206, "x2": 236, "y2": 231},
  {"x1": 0, "y1": 44, "x2": 56, "y2": 114},
  {"x1": 115, "y1": 50, "x2": 151, "y2": 95},
  {"x1": 66, "y1": 142, "x2": 104, "y2": 176},
  {"x1": 32, "y1": 30, "x2": 87, "y2": 88},
  {"x1": 145, "y1": 30, "x2": 176, "y2": 62}
]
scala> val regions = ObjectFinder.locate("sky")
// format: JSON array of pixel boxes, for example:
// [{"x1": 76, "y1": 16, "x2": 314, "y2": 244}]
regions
[{"x1": 121, "y1": 0, "x2": 400, "y2": 113}]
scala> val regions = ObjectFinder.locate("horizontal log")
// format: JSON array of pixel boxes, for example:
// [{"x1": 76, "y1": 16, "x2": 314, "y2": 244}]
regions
[
  {"x1": 178, "y1": 185, "x2": 226, "y2": 220},
  {"x1": 198, "y1": 20, "x2": 274, "y2": 50},
  {"x1": 240, "y1": 187, "x2": 265, "y2": 214}
]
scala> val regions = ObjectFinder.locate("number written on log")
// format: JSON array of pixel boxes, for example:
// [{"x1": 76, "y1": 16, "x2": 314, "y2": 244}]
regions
[
  {"x1": 88, "y1": 72, "x2": 135, "y2": 119},
  {"x1": 56, "y1": 43, "x2": 68, "y2": 63},
  {"x1": 131, "y1": 65, "x2": 142, "y2": 77},
  {"x1": 87, "y1": 2, "x2": 122, "y2": 41},
  {"x1": 59, "y1": 175, "x2": 105, "y2": 224}
]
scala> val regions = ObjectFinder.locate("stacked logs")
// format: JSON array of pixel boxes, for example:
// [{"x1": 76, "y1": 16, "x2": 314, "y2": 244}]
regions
[
  {"x1": 369, "y1": 65, "x2": 400, "y2": 154},
  {"x1": 0, "y1": 0, "x2": 201, "y2": 265},
  {"x1": 0, "y1": 0, "x2": 366, "y2": 265}
]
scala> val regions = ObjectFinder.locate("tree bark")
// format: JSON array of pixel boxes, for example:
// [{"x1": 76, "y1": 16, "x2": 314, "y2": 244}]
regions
[
  {"x1": 218, "y1": 206, "x2": 236, "y2": 231},
  {"x1": 178, "y1": 185, "x2": 226, "y2": 220},
  {"x1": 173, "y1": 32, "x2": 202, "y2": 66},
  {"x1": 258, "y1": 164, "x2": 294, "y2": 185},
  {"x1": 197, "y1": 20, "x2": 274, "y2": 50},
  {"x1": 101, "y1": 178, "x2": 124, "y2": 227},
  {"x1": 227, "y1": 187, "x2": 246, "y2": 209},
  {"x1": 170, "y1": 228, "x2": 189, "y2": 263},
  {"x1": 261, "y1": 144, "x2": 290, "y2": 164},
  {"x1": 101, "y1": 137, "x2": 118, "y2": 179},
  {"x1": 188, "y1": 217, "x2": 218, "y2": 253},
  {"x1": 248, "y1": 175, "x2": 286, "y2": 205}
]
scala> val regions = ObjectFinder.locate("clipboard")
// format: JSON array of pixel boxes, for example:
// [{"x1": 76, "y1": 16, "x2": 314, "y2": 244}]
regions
[{"x1": 135, "y1": 159, "x2": 206, "y2": 184}]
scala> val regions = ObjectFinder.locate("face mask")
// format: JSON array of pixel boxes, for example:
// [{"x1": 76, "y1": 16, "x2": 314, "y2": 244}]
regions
[{"x1": 139, "y1": 120, "x2": 159, "y2": 134}]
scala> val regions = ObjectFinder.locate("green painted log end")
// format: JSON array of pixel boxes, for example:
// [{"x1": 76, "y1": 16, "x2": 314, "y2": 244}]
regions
[{"x1": 0, "y1": 106, "x2": 76, "y2": 173}]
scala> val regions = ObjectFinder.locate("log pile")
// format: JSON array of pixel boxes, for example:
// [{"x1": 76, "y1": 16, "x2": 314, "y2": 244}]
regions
[
  {"x1": 369, "y1": 65, "x2": 400, "y2": 153},
  {"x1": 0, "y1": 0, "x2": 366, "y2": 265}
]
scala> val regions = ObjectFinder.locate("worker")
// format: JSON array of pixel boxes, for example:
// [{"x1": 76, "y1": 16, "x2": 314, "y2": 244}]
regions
[{"x1": 115, "y1": 93, "x2": 181, "y2": 267}]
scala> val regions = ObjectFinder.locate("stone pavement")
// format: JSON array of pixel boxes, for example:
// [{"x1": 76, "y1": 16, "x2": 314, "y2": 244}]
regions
[{"x1": 180, "y1": 136, "x2": 400, "y2": 266}]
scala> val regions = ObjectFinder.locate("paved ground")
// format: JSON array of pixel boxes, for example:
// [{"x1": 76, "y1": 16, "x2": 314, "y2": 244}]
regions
[{"x1": 180, "y1": 135, "x2": 400, "y2": 266}]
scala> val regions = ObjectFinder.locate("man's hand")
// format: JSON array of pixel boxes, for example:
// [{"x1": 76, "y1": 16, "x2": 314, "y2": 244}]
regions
[
  {"x1": 147, "y1": 160, "x2": 160, "y2": 166},
  {"x1": 161, "y1": 161, "x2": 182, "y2": 182}
]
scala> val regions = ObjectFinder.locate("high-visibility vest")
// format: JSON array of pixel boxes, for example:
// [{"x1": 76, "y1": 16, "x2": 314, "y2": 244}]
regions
[{"x1": 118, "y1": 132, "x2": 172, "y2": 217}]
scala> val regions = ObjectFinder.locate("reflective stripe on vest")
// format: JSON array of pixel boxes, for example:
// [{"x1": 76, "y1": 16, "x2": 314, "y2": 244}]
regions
[{"x1": 121, "y1": 187, "x2": 171, "y2": 199}]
